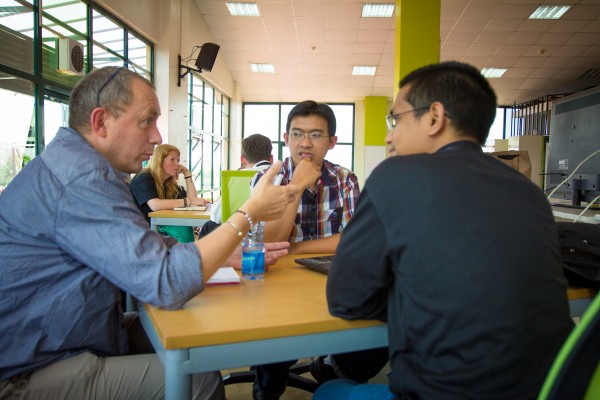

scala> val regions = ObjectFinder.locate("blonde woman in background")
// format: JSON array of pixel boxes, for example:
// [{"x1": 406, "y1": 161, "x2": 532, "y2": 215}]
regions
[{"x1": 130, "y1": 144, "x2": 207, "y2": 242}]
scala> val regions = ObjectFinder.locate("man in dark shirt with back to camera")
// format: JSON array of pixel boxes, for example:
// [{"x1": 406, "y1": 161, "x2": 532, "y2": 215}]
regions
[{"x1": 314, "y1": 61, "x2": 574, "y2": 400}]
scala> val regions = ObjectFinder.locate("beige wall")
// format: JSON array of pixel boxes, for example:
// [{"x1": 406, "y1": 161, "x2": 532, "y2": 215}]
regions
[{"x1": 354, "y1": 100, "x2": 366, "y2": 187}]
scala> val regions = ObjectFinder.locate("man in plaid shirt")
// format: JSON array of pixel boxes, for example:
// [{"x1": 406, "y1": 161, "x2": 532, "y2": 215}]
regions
[
  {"x1": 251, "y1": 101, "x2": 388, "y2": 400},
  {"x1": 255, "y1": 100, "x2": 360, "y2": 254}
]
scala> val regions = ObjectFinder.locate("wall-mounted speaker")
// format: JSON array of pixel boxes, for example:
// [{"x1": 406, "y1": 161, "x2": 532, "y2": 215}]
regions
[
  {"x1": 57, "y1": 38, "x2": 85, "y2": 76},
  {"x1": 194, "y1": 43, "x2": 220, "y2": 72}
]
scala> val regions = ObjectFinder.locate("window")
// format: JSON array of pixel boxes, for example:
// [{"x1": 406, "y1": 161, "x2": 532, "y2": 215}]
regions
[
  {"x1": 43, "y1": 93, "x2": 69, "y2": 146},
  {"x1": 0, "y1": 0, "x2": 153, "y2": 188},
  {"x1": 242, "y1": 103, "x2": 355, "y2": 170},
  {"x1": 188, "y1": 74, "x2": 230, "y2": 201},
  {"x1": 0, "y1": 76, "x2": 34, "y2": 192},
  {"x1": 483, "y1": 107, "x2": 512, "y2": 152}
]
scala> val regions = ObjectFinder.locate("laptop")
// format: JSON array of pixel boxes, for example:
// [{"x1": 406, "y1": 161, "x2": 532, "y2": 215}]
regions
[{"x1": 295, "y1": 255, "x2": 334, "y2": 275}]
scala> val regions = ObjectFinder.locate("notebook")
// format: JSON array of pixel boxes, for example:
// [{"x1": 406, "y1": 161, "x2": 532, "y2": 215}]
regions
[
  {"x1": 295, "y1": 255, "x2": 334, "y2": 275},
  {"x1": 207, "y1": 266, "x2": 241, "y2": 286},
  {"x1": 173, "y1": 205, "x2": 207, "y2": 211}
]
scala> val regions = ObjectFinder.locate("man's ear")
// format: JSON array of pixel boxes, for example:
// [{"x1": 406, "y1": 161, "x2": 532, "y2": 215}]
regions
[
  {"x1": 240, "y1": 155, "x2": 247, "y2": 168},
  {"x1": 427, "y1": 102, "x2": 446, "y2": 136},
  {"x1": 90, "y1": 108, "x2": 109, "y2": 138},
  {"x1": 283, "y1": 132, "x2": 290, "y2": 147},
  {"x1": 328, "y1": 135, "x2": 338, "y2": 149},
  {"x1": 268, "y1": 155, "x2": 274, "y2": 164}
]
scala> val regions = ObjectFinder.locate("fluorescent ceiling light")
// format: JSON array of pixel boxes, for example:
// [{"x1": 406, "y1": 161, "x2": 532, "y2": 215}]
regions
[
  {"x1": 362, "y1": 3, "x2": 395, "y2": 18},
  {"x1": 352, "y1": 65, "x2": 377, "y2": 76},
  {"x1": 226, "y1": 2, "x2": 260, "y2": 17},
  {"x1": 529, "y1": 5, "x2": 571, "y2": 20},
  {"x1": 481, "y1": 67, "x2": 507, "y2": 78},
  {"x1": 251, "y1": 63, "x2": 275, "y2": 73}
]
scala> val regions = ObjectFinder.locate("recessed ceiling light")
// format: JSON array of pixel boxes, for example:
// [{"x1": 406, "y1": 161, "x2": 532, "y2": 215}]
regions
[
  {"x1": 362, "y1": 3, "x2": 395, "y2": 18},
  {"x1": 352, "y1": 65, "x2": 377, "y2": 76},
  {"x1": 529, "y1": 5, "x2": 571, "y2": 20},
  {"x1": 481, "y1": 67, "x2": 507, "y2": 78},
  {"x1": 226, "y1": 2, "x2": 260, "y2": 17},
  {"x1": 251, "y1": 63, "x2": 275, "y2": 73}
]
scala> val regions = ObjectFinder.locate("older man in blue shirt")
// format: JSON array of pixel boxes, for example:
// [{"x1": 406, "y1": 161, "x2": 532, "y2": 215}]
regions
[{"x1": 0, "y1": 67, "x2": 297, "y2": 399}]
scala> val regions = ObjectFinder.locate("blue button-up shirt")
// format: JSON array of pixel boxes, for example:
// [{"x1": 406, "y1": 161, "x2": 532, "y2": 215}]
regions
[{"x1": 0, "y1": 127, "x2": 205, "y2": 380}]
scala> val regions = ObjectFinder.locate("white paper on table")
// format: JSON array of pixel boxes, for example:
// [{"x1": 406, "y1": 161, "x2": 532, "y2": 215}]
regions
[{"x1": 207, "y1": 266, "x2": 241, "y2": 285}]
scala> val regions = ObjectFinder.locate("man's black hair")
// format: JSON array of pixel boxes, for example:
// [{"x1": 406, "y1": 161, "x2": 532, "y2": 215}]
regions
[
  {"x1": 400, "y1": 61, "x2": 497, "y2": 144},
  {"x1": 286, "y1": 100, "x2": 337, "y2": 136}
]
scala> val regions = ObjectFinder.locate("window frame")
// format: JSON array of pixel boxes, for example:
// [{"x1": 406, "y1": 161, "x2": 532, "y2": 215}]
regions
[
  {"x1": 0, "y1": 0, "x2": 154, "y2": 188},
  {"x1": 187, "y1": 73, "x2": 230, "y2": 201}
]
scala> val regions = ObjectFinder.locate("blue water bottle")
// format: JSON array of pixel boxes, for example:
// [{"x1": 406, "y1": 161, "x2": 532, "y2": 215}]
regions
[{"x1": 242, "y1": 221, "x2": 265, "y2": 280}]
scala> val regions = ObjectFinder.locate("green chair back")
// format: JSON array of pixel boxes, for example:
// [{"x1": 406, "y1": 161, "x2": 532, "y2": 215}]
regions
[
  {"x1": 221, "y1": 170, "x2": 258, "y2": 222},
  {"x1": 538, "y1": 292, "x2": 600, "y2": 400},
  {"x1": 585, "y1": 363, "x2": 600, "y2": 400}
]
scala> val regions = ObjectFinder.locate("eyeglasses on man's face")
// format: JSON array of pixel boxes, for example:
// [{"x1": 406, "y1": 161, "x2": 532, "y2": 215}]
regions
[
  {"x1": 385, "y1": 107, "x2": 430, "y2": 130},
  {"x1": 288, "y1": 130, "x2": 329, "y2": 142}
]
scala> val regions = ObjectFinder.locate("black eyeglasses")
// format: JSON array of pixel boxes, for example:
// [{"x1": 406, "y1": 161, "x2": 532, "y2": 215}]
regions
[
  {"x1": 288, "y1": 131, "x2": 329, "y2": 142},
  {"x1": 385, "y1": 107, "x2": 430, "y2": 130},
  {"x1": 96, "y1": 67, "x2": 125, "y2": 108}
]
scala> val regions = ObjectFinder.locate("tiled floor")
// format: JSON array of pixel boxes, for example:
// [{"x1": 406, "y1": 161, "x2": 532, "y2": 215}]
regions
[{"x1": 225, "y1": 381, "x2": 314, "y2": 400}]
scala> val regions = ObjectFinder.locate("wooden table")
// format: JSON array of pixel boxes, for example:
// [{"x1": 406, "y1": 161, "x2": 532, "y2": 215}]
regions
[
  {"x1": 567, "y1": 287, "x2": 597, "y2": 318},
  {"x1": 139, "y1": 253, "x2": 596, "y2": 399},
  {"x1": 148, "y1": 207, "x2": 211, "y2": 231},
  {"x1": 139, "y1": 254, "x2": 387, "y2": 400}
]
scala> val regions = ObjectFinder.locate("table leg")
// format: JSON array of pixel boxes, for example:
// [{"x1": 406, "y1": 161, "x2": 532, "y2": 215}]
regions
[
  {"x1": 139, "y1": 309, "x2": 193, "y2": 400},
  {"x1": 165, "y1": 349, "x2": 193, "y2": 400}
]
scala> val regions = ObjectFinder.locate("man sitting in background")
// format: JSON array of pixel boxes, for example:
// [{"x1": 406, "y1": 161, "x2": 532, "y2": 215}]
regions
[{"x1": 209, "y1": 133, "x2": 273, "y2": 226}]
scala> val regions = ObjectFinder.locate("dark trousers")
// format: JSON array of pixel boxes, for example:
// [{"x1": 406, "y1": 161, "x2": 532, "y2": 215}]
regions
[
  {"x1": 255, "y1": 360, "x2": 297, "y2": 398},
  {"x1": 198, "y1": 220, "x2": 220, "y2": 238},
  {"x1": 254, "y1": 347, "x2": 389, "y2": 397}
]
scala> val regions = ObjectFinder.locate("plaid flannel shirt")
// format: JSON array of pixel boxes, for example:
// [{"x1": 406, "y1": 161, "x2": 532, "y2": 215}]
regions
[{"x1": 255, "y1": 157, "x2": 360, "y2": 243}]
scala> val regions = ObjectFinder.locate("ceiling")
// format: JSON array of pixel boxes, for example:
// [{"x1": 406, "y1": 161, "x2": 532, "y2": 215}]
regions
[{"x1": 194, "y1": 0, "x2": 600, "y2": 106}]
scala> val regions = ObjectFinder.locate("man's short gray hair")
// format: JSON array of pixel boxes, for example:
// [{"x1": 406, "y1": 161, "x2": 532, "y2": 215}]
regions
[{"x1": 68, "y1": 66, "x2": 155, "y2": 134}]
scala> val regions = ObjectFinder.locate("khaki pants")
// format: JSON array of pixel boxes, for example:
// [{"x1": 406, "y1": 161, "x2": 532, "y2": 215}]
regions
[
  {"x1": 0, "y1": 352, "x2": 224, "y2": 400},
  {"x1": 1, "y1": 314, "x2": 224, "y2": 400}
]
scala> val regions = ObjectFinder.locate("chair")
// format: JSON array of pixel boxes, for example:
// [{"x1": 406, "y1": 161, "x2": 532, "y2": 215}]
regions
[
  {"x1": 221, "y1": 170, "x2": 258, "y2": 221},
  {"x1": 538, "y1": 292, "x2": 600, "y2": 400}
]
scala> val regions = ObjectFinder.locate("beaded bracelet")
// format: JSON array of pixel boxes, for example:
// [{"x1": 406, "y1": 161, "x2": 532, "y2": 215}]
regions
[
  {"x1": 183, "y1": 197, "x2": 188, "y2": 207},
  {"x1": 235, "y1": 209, "x2": 253, "y2": 231},
  {"x1": 226, "y1": 220, "x2": 244, "y2": 237},
  {"x1": 184, "y1": 175, "x2": 192, "y2": 179}
]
